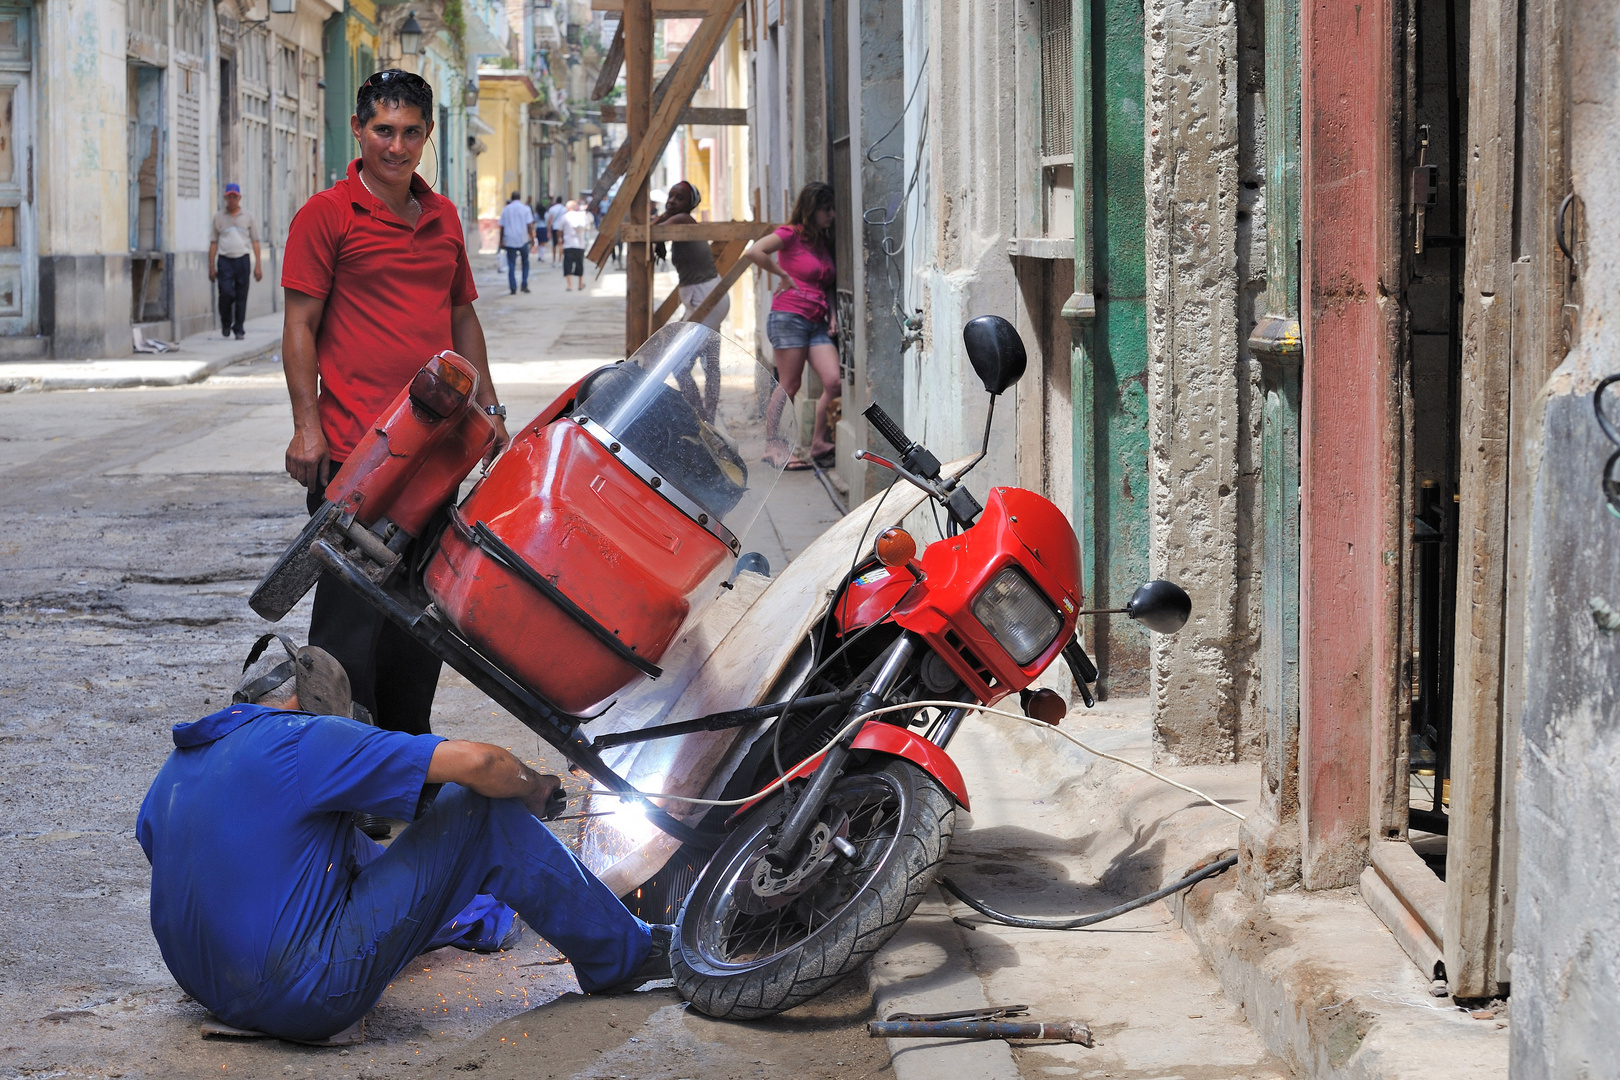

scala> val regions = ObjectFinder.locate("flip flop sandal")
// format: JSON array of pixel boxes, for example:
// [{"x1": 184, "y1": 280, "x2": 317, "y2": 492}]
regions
[
  {"x1": 782, "y1": 459, "x2": 814, "y2": 471},
  {"x1": 812, "y1": 450, "x2": 836, "y2": 470}
]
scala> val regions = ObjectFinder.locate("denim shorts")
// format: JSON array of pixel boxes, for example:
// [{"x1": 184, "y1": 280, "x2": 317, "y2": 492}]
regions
[{"x1": 767, "y1": 311, "x2": 834, "y2": 350}]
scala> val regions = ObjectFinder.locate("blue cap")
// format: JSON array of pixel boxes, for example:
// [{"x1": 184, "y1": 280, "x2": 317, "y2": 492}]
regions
[{"x1": 225, "y1": 182, "x2": 241, "y2": 194}]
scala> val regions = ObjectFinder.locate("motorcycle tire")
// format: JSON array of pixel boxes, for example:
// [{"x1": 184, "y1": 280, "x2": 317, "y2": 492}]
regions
[
  {"x1": 249, "y1": 501, "x2": 339, "y2": 621},
  {"x1": 672, "y1": 758, "x2": 954, "y2": 1020}
]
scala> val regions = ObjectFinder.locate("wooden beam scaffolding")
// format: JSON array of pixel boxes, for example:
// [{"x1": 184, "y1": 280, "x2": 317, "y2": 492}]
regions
[
  {"x1": 623, "y1": 0, "x2": 654, "y2": 354},
  {"x1": 599, "y1": 104, "x2": 748, "y2": 126},
  {"x1": 589, "y1": 0, "x2": 744, "y2": 272}
]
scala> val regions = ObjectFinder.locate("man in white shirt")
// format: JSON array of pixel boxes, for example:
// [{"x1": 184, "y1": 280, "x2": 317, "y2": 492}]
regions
[
  {"x1": 559, "y1": 200, "x2": 594, "y2": 292},
  {"x1": 497, "y1": 192, "x2": 535, "y2": 295},
  {"x1": 545, "y1": 198, "x2": 568, "y2": 263},
  {"x1": 209, "y1": 183, "x2": 263, "y2": 339}
]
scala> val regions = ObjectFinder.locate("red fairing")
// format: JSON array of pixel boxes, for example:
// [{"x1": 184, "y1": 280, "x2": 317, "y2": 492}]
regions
[
  {"x1": 425, "y1": 420, "x2": 731, "y2": 714},
  {"x1": 322, "y1": 351, "x2": 496, "y2": 536},
  {"x1": 741, "y1": 721, "x2": 971, "y2": 812},
  {"x1": 833, "y1": 564, "x2": 917, "y2": 634},
  {"x1": 892, "y1": 487, "x2": 1081, "y2": 700},
  {"x1": 851, "y1": 723, "x2": 970, "y2": 809},
  {"x1": 997, "y1": 486, "x2": 1083, "y2": 597}
]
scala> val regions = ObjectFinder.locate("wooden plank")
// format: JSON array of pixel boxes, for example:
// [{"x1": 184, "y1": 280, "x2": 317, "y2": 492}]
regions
[
  {"x1": 687, "y1": 240, "x2": 753, "y2": 326},
  {"x1": 599, "y1": 104, "x2": 748, "y2": 126},
  {"x1": 622, "y1": 221, "x2": 774, "y2": 242},
  {"x1": 650, "y1": 285, "x2": 684, "y2": 333},
  {"x1": 586, "y1": 37, "x2": 700, "y2": 211},
  {"x1": 623, "y1": 0, "x2": 654, "y2": 355},
  {"x1": 592, "y1": 0, "x2": 713, "y2": 14},
  {"x1": 1444, "y1": 0, "x2": 1519, "y2": 1000},
  {"x1": 650, "y1": 238, "x2": 748, "y2": 332},
  {"x1": 591, "y1": 22, "x2": 625, "y2": 101},
  {"x1": 588, "y1": 0, "x2": 743, "y2": 267}
]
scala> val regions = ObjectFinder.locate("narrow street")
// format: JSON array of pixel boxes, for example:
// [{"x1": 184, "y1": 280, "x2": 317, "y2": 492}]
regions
[{"x1": 0, "y1": 254, "x2": 862, "y2": 1080}]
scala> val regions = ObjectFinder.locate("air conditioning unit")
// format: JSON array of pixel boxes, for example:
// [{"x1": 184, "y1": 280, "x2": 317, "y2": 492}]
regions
[{"x1": 267, "y1": 0, "x2": 295, "y2": 13}]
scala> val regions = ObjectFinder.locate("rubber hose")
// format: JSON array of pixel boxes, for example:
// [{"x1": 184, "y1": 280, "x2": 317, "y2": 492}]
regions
[{"x1": 938, "y1": 854, "x2": 1238, "y2": 931}]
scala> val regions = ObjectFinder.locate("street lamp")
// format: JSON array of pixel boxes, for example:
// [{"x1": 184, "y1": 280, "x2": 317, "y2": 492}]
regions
[{"x1": 399, "y1": 11, "x2": 423, "y2": 57}]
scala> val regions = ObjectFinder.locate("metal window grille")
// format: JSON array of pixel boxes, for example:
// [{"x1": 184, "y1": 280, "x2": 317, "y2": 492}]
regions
[{"x1": 1040, "y1": 0, "x2": 1073, "y2": 158}]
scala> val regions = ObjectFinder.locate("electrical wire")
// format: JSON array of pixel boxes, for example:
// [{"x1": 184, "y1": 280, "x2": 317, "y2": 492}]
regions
[
  {"x1": 586, "y1": 699, "x2": 1246, "y2": 819},
  {"x1": 770, "y1": 473, "x2": 902, "y2": 779},
  {"x1": 939, "y1": 855, "x2": 1239, "y2": 931}
]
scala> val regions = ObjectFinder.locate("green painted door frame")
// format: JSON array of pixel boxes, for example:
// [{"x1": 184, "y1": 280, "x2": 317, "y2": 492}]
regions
[
  {"x1": 1244, "y1": 0, "x2": 1303, "y2": 886},
  {"x1": 1065, "y1": 0, "x2": 1148, "y2": 696}
]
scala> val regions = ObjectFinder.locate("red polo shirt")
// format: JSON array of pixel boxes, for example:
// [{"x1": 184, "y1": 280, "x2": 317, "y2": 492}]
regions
[{"x1": 282, "y1": 159, "x2": 478, "y2": 461}]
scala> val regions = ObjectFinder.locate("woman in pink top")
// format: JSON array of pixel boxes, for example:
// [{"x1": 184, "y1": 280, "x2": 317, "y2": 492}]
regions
[{"x1": 743, "y1": 182, "x2": 840, "y2": 469}]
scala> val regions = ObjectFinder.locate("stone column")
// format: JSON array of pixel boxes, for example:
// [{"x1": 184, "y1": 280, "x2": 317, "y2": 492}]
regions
[{"x1": 1145, "y1": 0, "x2": 1242, "y2": 760}]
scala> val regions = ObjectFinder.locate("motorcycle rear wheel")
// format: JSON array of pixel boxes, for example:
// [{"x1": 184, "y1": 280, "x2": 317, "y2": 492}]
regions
[{"x1": 672, "y1": 758, "x2": 954, "y2": 1019}]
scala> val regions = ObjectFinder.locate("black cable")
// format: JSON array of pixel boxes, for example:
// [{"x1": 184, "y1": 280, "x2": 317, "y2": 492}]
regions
[
  {"x1": 1594, "y1": 375, "x2": 1620, "y2": 519},
  {"x1": 938, "y1": 854, "x2": 1238, "y2": 931}
]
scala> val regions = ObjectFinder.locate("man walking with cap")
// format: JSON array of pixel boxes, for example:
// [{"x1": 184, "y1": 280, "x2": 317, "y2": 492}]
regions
[
  {"x1": 137, "y1": 636, "x2": 671, "y2": 1044},
  {"x1": 209, "y1": 183, "x2": 262, "y2": 340}
]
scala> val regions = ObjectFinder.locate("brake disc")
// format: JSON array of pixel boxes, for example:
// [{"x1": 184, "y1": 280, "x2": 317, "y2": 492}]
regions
[{"x1": 752, "y1": 821, "x2": 835, "y2": 899}]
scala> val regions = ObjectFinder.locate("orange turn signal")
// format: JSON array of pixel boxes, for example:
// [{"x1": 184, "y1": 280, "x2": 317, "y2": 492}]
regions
[{"x1": 874, "y1": 527, "x2": 917, "y2": 567}]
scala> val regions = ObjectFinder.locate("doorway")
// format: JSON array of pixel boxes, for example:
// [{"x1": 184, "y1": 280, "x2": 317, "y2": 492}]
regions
[
  {"x1": 0, "y1": 7, "x2": 34, "y2": 337},
  {"x1": 128, "y1": 63, "x2": 167, "y2": 324},
  {"x1": 1399, "y1": 0, "x2": 1468, "y2": 875}
]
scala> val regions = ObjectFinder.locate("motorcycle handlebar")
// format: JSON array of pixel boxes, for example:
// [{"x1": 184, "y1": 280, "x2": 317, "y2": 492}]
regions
[{"x1": 864, "y1": 402, "x2": 915, "y2": 456}]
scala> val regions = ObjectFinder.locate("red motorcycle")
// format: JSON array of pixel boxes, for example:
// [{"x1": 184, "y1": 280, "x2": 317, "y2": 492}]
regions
[{"x1": 250, "y1": 316, "x2": 1189, "y2": 1020}]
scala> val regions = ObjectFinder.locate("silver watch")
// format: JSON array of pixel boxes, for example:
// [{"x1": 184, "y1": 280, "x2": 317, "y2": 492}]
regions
[{"x1": 483, "y1": 403, "x2": 507, "y2": 419}]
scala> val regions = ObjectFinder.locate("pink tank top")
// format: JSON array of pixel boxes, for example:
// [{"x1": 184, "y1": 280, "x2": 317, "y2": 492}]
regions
[{"x1": 769, "y1": 226, "x2": 836, "y2": 323}]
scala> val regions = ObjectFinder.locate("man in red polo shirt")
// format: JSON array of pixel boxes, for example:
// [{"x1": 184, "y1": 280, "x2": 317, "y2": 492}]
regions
[{"x1": 279, "y1": 70, "x2": 510, "y2": 752}]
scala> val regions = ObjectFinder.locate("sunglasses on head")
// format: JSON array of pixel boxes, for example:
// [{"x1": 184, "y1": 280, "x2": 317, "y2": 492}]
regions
[{"x1": 365, "y1": 70, "x2": 429, "y2": 90}]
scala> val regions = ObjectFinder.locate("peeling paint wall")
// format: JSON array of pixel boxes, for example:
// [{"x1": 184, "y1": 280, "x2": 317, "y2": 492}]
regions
[
  {"x1": 1512, "y1": 0, "x2": 1620, "y2": 1071},
  {"x1": 1145, "y1": 0, "x2": 1263, "y2": 764},
  {"x1": 901, "y1": 0, "x2": 1022, "y2": 506}
]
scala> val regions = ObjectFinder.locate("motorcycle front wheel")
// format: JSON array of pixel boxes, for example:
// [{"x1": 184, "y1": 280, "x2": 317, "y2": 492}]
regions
[{"x1": 672, "y1": 758, "x2": 954, "y2": 1019}]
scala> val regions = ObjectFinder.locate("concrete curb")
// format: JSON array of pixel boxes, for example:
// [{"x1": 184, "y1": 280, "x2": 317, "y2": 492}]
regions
[
  {"x1": 0, "y1": 336, "x2": 281, "y2": 393},
  {"x1": 1164, "y1": 878, "x2": 1509, "y2": 1079},
  {"x1": 867, "y1": 892, "x2": 1021, "y2": 1080}
]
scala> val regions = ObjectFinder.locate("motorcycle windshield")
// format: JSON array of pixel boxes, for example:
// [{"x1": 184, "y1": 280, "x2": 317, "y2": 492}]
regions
[{"x1": 574, "y1": 322, "x2": 795, "y2": 547}]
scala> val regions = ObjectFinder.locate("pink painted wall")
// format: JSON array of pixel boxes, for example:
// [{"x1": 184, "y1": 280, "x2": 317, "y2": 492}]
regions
[{"x1": 1298, "y1": 0, "x2": 1402, "y2": 888}]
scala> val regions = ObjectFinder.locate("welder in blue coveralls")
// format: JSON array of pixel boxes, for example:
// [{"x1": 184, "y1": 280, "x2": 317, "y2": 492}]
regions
[{"x1": 136, "y1": 635, "x2": 673, "y2": 1042}]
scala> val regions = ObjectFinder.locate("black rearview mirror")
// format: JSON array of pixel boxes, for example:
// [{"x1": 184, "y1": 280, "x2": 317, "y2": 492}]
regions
[
  {"x1": 1126, "y1": 580, "x2": 1192, "y2": 634},
  {"x1": 962, "y1": 315, "x2": 1028, "y2": 396}
]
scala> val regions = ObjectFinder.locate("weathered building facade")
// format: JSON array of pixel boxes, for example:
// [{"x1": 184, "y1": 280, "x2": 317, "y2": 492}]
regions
[
  {"x1": 735, "y1": 0, "x2": 1619, "y2": 1069},
  {"x1": 15, "y1": 0, "x2": 548, "y2": 359},
  {"x1": 28, "y1": 0, "x2": 339, "y2": 357}
]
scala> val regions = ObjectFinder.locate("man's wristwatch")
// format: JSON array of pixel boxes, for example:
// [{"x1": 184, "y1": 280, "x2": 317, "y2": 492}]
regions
[{"x1": 483, "y1": 403, "x2": 507, "y2": 419}]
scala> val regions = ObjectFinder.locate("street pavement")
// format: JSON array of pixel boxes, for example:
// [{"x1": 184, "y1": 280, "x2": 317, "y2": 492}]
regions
[
  {"x1": 0, "y1": 253, "x2": 861, "y2": 1080},
  {"x1": 0, "y1": 247, "x2": 1317, "y2": 1079}
]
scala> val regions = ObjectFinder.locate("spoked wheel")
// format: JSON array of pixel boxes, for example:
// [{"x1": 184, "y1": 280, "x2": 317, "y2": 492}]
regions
[{"x1": 672, "y1": 758, "x2": 954, "y2": 1019}]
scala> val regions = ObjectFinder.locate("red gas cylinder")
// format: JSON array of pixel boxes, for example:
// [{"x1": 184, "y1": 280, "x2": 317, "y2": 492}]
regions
[{"x1": 425, "y1": 419, "x2": 731, "y2": 714}]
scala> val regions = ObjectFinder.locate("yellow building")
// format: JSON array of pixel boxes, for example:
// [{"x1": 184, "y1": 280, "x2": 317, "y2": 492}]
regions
[{"x1": 474, "y1": 71, "x2": 537, "y2": 253}]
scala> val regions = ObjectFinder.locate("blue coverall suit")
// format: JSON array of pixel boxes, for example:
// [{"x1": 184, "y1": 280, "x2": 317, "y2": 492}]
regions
[{"x1": 136, "y1": 704, "x2": 651, "y2": 1041}]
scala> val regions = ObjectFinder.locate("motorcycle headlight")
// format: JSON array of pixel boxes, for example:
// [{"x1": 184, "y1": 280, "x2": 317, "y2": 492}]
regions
[{"x1": 971, "y1": 566, "x2": 1062, "y2": 666}]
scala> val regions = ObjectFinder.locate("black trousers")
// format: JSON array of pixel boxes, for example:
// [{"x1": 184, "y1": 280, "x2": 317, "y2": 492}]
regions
[
  {"x1": 305, "y1": 485, "x2": 442, "y2": 735},
  {"x1": 217, "y1": 254, "x2": 251, "y2": 335}
]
